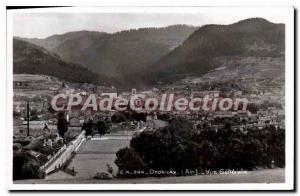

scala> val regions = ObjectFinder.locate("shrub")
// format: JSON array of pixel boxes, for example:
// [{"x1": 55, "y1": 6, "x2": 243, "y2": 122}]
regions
[
  {"x1": 115, "y1": 147, "x2": 145, "y2": 177},
  {"x1": 57, "y1": 112, "x2": 68, "y2": 139},
  {"x1": 111, "y1": 112, "x2": 127, "y2": 123},
  {"x1": 13, "y1": 151, "x2": 43, "y2": 180}
]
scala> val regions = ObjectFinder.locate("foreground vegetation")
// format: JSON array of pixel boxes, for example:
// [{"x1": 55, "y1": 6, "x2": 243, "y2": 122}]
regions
[{"x1": 115, "y1": 118, "x2": 285, "y2": 177}]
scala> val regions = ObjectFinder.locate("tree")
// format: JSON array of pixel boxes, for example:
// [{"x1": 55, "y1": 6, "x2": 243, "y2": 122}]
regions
[
  {"x1": 129, "y1": 111, "x2": 147, "y2": 122},
  {"x1": 111, "y1": 112, "x2": 127, "y2": 123},
  {"x1": 197, "y1": 140, "x2": 219, "y2": 171},
  {"x1": 83, "y1": 119, "x2": 94, "y2": 136},
  {"x1": 129, "y1": 118, "x2": 197, "y2": 172},
  {"x1": 115, "y1": 147, "x2": 145, "y2": 177},
  {"x1": 97, "y1": 120, "x2": 108, "y2": 137},
  {"x1": 57, "y1": 112, "x2": 68, "y2": 140},
  {"x1": 13, "y1": 151, "x2": 43, "y2": 180}
]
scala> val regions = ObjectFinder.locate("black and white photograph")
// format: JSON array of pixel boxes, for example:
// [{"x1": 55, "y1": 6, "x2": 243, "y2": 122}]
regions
[{"x1": 5, "y1": 6, "x2": 294, "y2": 191}]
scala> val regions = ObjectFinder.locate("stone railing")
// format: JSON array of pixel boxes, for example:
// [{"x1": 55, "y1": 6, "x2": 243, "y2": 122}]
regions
[{"x1": 40, "y1": 131, "x2": 86, "y2": 175}]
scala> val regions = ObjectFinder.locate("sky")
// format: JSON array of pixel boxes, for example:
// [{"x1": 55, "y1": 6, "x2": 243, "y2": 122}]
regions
[{"x1": 12, "y1": 11, "x2": 287, "y2": 38}]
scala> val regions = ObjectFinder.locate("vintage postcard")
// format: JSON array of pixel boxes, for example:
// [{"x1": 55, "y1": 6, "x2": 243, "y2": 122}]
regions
[{"x1": 6, "y1": 6, "x2": 294, "y2": 190}]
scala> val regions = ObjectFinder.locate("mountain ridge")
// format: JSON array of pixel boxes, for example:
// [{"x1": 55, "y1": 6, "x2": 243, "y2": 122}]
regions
[
  {"x1": 14, "y1": 18, "x2": 285, "y2": 89},
  {"x1": 147, "y1": 18, "x2": 285, "y2": 83},
  {"x1": 18, "y1": 25, "x2": 199, "y2": 77},
  {"x1": 13, "y1": 38, "x2": 112, "y2": 86}
]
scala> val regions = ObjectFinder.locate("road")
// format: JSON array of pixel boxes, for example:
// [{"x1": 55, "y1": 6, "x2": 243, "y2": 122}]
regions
[{"x1": 45, "y1": 131, "x2": 132, "y2": 180}]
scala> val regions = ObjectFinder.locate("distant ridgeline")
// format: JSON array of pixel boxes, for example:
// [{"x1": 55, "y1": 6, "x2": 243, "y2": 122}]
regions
[
  {"x1": 13, "y1": 39, "x2": 112, "y2": 86},
  {"x1": 13, "y1": 18, "x2": 284, "y2": 88},
  {"x1": 147, "y1": 18, "x2": 285, "y2": 83}
]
